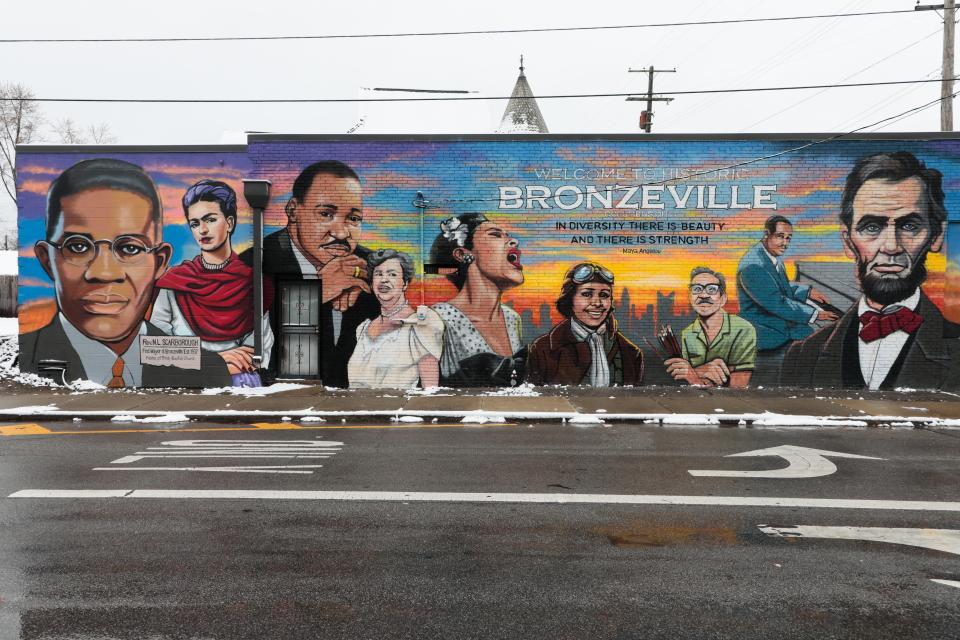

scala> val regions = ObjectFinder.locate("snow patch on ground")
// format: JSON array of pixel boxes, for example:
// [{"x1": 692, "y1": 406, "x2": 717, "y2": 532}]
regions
[
  {"x1": 0, "y1": 338, "x2": 60, "y2": 387},
  {"x1": 391, "y1": 415, "x2": 424, "y2": 423},
  {"x1": 299, "y1": 416, "x2": 326, "y2": 423},
  {"x1": 111, "y1": 413, "x2": 190, "y2": 423},
  {"x1": 662, "y1": 414, "x2": 721, "y2": 425},
  {"x1": 482, "y1": 383, "x2": 541, "y2": 397},
  {"x1": 567, "y1": 413, "x2": 605, "y2": 425},
  {"x1": 201, "y1": 383, "x2": 311, "y2": 396},
  {"x1": 916, "y1": 418, "x2": 960, "y2": 428},
  {"x1": 749, "y1": 411, "x2": 868, "y2": 427},
  {"x1": 404, "y1": 386, "x2": 453, "y2": 396},
  {"x1": 0, "y1": 334, "x2": 60, "y2": 387},
  {"x1": 461, "y1": 412, "x2": 507, "y2": 424},
  {"x1": 69, "y1": 379, "x2": 107, "y2": 392},
  {"x1": 4, "y1": 404, "x2": 59, "y2": 414}
]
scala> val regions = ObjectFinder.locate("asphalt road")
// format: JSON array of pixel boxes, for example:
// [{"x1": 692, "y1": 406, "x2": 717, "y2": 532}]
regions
[{"x1": 1, "y1": 419, "x2": 959, "y2": 639}]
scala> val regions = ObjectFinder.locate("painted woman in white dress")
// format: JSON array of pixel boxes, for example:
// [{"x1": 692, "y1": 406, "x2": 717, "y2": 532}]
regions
[
  {"x1": 347, "y1": 249, "x2": 443, "y2": 388},
  {"x1": 429, "y1": 213, "x2": 526, "y2": 387}
]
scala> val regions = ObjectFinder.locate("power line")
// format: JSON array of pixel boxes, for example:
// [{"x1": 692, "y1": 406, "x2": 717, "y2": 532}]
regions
[
  {"x1": 675, "y1": 0, "x2": 868, "y2": 122},
  {"x1": 428, "y1": 88, "x2": 960, "y2": 206},
  {"x1": 0, "y1": 9, "x2": 919, "y2": 44},
  {"x1": 17, "y1": 78, "x2": 955, "y2": 104},
  {"x1": 831, "y1": 66, "x2": 942, "y2": 130},
  {"x1": 742, "y1": 27, "x2": 943, "y2": 131}
]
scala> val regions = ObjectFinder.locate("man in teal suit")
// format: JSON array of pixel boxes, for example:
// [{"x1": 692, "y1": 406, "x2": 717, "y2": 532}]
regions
[{"x1": 736, "y1": 215, "x2": 838, "y2": 383}]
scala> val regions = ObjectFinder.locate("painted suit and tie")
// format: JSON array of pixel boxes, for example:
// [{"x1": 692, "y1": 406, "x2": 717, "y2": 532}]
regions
[
  {"x1": 780, "y1": 151, "x2": 960, "y2": 391},
  {"x1": 735, "y1": 216, "x2": 837, "y2": 384},
  {"x1": 736, "y1": 241, "x2": 817, "y2": 351}
]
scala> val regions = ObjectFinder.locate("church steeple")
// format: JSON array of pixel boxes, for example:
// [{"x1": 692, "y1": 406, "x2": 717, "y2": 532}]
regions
[{"x1": 497, "y1": 55, "x2": 549, "y2": 133}]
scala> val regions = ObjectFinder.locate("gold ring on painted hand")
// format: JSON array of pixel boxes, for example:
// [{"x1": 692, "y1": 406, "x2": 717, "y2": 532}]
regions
[{"x1": 353, "y1": 266, "x2": 362, "y2": 278}]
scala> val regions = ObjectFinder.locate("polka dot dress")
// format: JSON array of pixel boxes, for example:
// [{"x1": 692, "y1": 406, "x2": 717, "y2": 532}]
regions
[{"x1": 432, "y1": 302, "x2": 522, "y2": 378}]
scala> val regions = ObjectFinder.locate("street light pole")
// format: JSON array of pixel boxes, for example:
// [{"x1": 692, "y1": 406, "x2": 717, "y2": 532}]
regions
[{"x1": 242, "y1": 179, "x2": 272, "y2": 372}]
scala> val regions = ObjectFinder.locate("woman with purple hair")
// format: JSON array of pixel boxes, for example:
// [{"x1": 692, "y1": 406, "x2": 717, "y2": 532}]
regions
[{"x1": 151, "y1": 179, "x2": 274, "y2": 387}]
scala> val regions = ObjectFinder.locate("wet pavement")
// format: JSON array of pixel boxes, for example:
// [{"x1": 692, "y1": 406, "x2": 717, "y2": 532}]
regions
[{"x1": 1, "y1": 419, "x2": 959, "y2": 638}]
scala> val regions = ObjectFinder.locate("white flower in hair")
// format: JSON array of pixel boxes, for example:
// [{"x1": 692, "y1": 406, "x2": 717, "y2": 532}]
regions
[{"x1": 440, "y1": 217, "x2": 469, "y2": 247}]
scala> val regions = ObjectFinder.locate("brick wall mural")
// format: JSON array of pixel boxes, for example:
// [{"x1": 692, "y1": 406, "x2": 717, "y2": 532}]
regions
[
  {"x1": 16, "y1": 151, "x2": 252, "y2": 388},
  {"x1": 16, "y1": 136, "x2": 960, "y2": 390}
]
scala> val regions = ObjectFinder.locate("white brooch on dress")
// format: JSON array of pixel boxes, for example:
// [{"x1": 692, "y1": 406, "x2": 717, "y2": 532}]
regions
[{"x1": 440, "y1": 217, "x2": 469, "y2": 247}]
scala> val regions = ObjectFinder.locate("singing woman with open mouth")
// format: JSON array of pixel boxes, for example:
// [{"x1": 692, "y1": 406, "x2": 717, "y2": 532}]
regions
[{"x1": 429, "y1": 213, "x2": 527, "y2": 386}]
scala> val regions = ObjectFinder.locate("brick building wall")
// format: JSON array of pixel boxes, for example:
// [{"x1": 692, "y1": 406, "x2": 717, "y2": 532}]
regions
[{"x1": 15, "y1": 134, "x2": 960, "y2": 390}]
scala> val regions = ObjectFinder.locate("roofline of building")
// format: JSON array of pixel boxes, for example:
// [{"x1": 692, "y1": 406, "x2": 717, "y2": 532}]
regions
[
  {"x1": 247, "y1": 132, "x2": 960, "y2": 142},
  {"x1": 16, "y1": 144, "x2": 248, "y2": 154},
  {"x1": 15, "y1": 131, "x2": 960, "y2": 153}
]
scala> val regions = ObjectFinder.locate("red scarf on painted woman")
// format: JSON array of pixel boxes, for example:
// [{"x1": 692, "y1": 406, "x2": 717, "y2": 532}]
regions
[{"x1": 156, "y1": 253, "x2": 272, "y2": 343}]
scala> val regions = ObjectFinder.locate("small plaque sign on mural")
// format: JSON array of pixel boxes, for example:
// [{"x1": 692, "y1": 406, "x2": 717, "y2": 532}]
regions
[{"x1": 140, "y1": 336, "x2": 202, "y2": 370}]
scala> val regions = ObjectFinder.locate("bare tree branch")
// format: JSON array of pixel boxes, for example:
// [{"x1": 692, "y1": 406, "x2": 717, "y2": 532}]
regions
[
  {"x1": 52, "y1": 118, "x2": 117, "y2": 145},
  {"x1": 0, "y1": 82, "x2": 42, "y2": 206},
  {"x1": 87, "y1": 122, "x2": 117, "y2": 144},
  {"x1": 52, "y1": 117, "x2": 85, "y2": 144}
]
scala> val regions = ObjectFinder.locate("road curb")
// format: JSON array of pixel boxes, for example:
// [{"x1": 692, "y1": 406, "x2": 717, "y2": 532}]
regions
[{"x1": 0, "y1": 409, "x2": 956, "y2": 428}]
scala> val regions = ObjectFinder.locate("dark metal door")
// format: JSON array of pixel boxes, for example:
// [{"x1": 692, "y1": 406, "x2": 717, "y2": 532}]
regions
[{"x1": 278, "y1": 281, "x2": 320, "y2": 378}]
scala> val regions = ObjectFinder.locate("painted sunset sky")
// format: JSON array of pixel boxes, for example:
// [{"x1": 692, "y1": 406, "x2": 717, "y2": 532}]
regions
[{"x1": 17, "y1": 139, "x2": 960, "y2": 329}]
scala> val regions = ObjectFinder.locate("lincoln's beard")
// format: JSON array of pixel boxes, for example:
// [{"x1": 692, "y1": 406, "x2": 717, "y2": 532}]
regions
[{"x1": 857, "y1": 250, "x2": 928, "y2": 307}]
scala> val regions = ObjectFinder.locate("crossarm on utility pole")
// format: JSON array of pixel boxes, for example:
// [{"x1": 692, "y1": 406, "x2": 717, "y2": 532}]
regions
[{"x1": 627, "y1": 67, "x2": 676, "y2": 132}]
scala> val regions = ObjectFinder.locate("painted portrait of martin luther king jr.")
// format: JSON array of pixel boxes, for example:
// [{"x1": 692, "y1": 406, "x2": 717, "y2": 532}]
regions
[
  {"x1": 20, "y1": 158, "x2": 232, "y2": 388},
  {"x1": 240, "y1": 160, "x2": 379, "y2": 387}
]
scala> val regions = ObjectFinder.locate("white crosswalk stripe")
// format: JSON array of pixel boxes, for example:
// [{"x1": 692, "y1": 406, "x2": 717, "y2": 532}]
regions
[{"x1": 102, "y1": 439, "x2": 344, "y2": 472}]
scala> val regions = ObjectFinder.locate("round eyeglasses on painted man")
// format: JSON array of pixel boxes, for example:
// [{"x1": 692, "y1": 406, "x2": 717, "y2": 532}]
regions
[
  {"x1": 689, "y1": 283, "x2": 721, "y2": 296},
  {"x1": 44, "y1": 234, "x2": 162, "y2": 266}
]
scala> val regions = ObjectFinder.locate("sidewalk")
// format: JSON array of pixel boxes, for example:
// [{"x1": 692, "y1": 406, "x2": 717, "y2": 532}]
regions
[{"x1": 0, "y1": 382, "x2": 958, "y2": 426}]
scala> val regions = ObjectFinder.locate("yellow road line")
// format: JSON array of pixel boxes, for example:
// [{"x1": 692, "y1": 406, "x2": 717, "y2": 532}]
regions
[
  {"x1": 0, "y1": 424, "x2": 53, "y2": 436},
  {"x1": 0, "y1": 421, "x2": 515, "y2": 437}
]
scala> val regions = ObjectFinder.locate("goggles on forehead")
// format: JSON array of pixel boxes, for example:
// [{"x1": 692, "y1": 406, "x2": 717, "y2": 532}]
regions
[{"x1": 570, "y1": 263, "x2": 614, "y2": 285}]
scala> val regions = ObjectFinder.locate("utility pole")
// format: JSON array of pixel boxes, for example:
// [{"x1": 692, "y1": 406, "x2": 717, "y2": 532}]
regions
[
  {"x1": 916, "y1": 2, "x2": 956, "y2": 131},
  {"x1": 944, "y1": 0, "x2": 956, "y2": 131},
  {"x1": 627, "y1": 67, "x2": 676, "y2": 132}
]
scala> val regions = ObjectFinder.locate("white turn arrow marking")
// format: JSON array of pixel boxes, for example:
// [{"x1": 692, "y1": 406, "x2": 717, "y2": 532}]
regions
[
  {"x1": 930, "y1": 579, "x2": 960, "y2": 589},
  {"x1": 688, "y1": 445, "x2": 883, "y2": 479},
  {"x1": 759, "y1": 525, "x2": 960, "y2": 556}
]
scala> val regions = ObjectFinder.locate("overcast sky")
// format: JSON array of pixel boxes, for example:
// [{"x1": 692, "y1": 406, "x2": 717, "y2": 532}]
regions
[{"x1": 1, "y1": 0, "x2": 952, "y2": 230}]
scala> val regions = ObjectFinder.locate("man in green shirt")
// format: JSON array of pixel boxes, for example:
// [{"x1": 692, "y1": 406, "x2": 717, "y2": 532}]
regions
[{"x1": 665, "y1": 267, "x2": 757, "y2": 388}]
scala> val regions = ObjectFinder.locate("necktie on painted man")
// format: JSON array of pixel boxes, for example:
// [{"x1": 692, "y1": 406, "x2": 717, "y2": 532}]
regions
[
  {"x1": 859, "y1": 307, "x2": 923, "y2": 343},
  {"x1": 107, "y1": 357, "x2": 126, "y2": 389}
]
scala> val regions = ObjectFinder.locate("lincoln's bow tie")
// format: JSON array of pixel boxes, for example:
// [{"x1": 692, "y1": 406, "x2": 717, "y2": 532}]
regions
[{"x1": 859, "y1": 307, "x2": 923, "y2": 343}]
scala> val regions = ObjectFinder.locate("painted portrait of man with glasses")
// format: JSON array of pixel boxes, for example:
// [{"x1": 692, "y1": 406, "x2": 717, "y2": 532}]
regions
[
  {"x1": 664, "y1": 266, "x2": 757, "y2": 388},
  {"x1": 21, "y1": 158, "x2": 231, "y2": 388}
]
